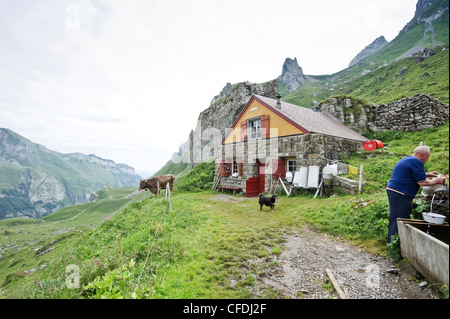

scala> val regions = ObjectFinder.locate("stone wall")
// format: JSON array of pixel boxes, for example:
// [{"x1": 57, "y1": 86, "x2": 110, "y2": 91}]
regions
[
  {"x1": 218, "y1": 177, "x2": 246, "y2": 191},
  {"x1": 332, "y1": 176, "x2": 365, "y2": 194},
  {"x1": 370, "y1": 93, "x2": 449, "y2": 132},
  {"x1": 320, "y1": 93, "x2": 449, "y2": 134}
]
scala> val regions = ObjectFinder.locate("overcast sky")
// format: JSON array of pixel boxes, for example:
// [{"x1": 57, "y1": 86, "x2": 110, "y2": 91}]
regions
[{"x1": 0, "y1": 0, "x2": 417, "y2": 177}]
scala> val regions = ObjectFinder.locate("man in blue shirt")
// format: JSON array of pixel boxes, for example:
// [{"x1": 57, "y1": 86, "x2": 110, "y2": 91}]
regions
[{"x1": 386, "y1": 145, "x2": 445, "y2": 244}]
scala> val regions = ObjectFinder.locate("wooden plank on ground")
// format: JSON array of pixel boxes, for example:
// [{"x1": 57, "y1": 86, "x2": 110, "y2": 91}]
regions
[
  {"x1": 325, "y1": 268, "x2": 348, "y2": 299},
  {"x1": 314, "y1": 178, "x2": 324, "y2": 199},
  {"x1": 279, "y1": 177, "x2": 290, "y2": 196},
  {"x1": 212, "y1": 176, "x2": 221, "y2": 191}
]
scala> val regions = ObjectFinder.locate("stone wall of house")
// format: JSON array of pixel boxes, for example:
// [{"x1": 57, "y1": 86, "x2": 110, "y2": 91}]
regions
[{"x1": 216, "y1": 133, "x2": 365, "y2": 194}]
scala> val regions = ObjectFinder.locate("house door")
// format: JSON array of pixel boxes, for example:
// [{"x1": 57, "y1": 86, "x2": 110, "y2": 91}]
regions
[
  {"x1": 245, "y1": 160, "x2": 266, "y2": 197},
  {"x1": 257, "y1": 160, "x2": 265, "y2": 194}
]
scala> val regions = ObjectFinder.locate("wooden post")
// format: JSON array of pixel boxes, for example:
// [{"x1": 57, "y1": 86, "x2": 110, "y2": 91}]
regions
[
  {"x1": 325, "y1": 268, "x2": 348, "y2": 299},
  {"x1": 268, "y1": 178, "x2": 274, "y2": 195},
  {"x1": 213, "y1": 176, "x2": 221, "y2": 191},
  {"x1": 358, "y1": 164, "x2": 363, "y2": 195},
  {"x1": 279, "y1": 177, "x2": 290, "y2": 196},
  {"x1": 314, "y1": 178, "x2": 324, "y2": 199},
  {"x1": 166, "y1": 183, "x2": 172, "y2": 211}
]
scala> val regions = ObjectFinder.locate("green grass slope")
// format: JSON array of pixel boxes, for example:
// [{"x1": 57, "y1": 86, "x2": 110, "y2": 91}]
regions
[
  {"x1": 281, "y1": 0, "x2": 449, "y2": 107},
  {"x1": 0, "y1": 122, "x2": 448, "y2": 299},
  {"x1": 0, "y1": 128, "x2": 142, "y2": 219},
  {"x1": 0, "y1": 187, "x2": 149, "y2": 288}
]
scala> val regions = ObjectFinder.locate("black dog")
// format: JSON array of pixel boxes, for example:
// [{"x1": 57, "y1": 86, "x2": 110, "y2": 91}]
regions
[{"x1": 259, "y1": 194, "x2": 278, "y2": 211}]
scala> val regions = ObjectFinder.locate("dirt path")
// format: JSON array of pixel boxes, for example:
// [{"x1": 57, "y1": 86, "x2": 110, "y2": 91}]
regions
[
  {"x1": 260, "y1": 227, "x2": 435, "y2": 299},
  {"x1": 211, "y1": 194, "x2": 436, "y2": 299},
  {"x1": 210, "y1": 193, "x2": 247, "y2": 203}
]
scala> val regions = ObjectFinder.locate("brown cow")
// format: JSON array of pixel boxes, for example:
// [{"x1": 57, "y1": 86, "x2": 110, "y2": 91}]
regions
[{"x1": 139, "y1": 174, "x2": 175, "y2": 194}]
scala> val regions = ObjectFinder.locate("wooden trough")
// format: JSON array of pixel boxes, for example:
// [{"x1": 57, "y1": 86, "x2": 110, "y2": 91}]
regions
[{"x1": 397, "y1": 218, "x2": 449, "y2": 285}]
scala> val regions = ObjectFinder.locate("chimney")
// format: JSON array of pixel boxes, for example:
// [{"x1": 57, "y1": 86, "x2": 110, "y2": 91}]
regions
[
  {"x1": 276, "y1": 94, "x2": 281, "y2": 109},
  {"x1": 312, "y1": 102, "x2": 319, "y2": 112}
]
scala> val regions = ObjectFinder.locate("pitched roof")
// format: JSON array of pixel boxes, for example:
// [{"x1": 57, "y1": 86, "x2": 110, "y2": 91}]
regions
[{"x1": 253, "y1": 95, "x2": 367, "y2": 142}]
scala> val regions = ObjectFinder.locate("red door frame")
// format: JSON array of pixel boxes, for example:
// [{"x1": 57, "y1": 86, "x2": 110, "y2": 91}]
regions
[{"x1": 257, "y1": 160, "x2": 265, "y2": 194}]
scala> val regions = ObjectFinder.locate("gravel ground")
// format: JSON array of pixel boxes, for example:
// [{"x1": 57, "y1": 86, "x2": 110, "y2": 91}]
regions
[
  {"x1": 211, "y1": 194, "x2": 438, "y2": 299},
  {"x1": 259, "y1": 227, "x2": 436, "y2": 299}
]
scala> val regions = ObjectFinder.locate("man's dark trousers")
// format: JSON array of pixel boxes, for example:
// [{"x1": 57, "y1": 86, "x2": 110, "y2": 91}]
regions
[{"x1": 387, "y1": 190, "x2": 413, "y2": 244}]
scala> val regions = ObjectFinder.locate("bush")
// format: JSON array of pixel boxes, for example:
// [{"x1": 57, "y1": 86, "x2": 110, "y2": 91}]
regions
[
  {"x1": 387, "y1": 234, "x2": 402, "y2": 262},
  {"x1": 306, "y1": 196, "x2": 389, "y2": 244},
  {"x1": 174, "y1": 161, "x2": 215, "y2": 192}
]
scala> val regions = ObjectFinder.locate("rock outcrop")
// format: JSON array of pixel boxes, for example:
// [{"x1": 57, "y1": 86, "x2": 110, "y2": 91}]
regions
[
  {"x1": 176, "y1": 80, "x2": 278, "y2": 166},
  {"x1": 320, "y1": 93, "x2": 449, "y2": 134},
  {"x1": 348, "y1": 36, "x2": 388, "y2": 67},
  {"x1": 278, "y1": 58, "x2": 305, "y2": 92},
  {"x1": 398, "y1": 0, "x2": 448, "y2": 36},
  {"x1": 415, "y1": 0, "x2": 440, "y2": 18},
  {"x1": 319, "y1": 96, "x2": 372, "y2": 134},
  {"x1": 210, "y1": 82, "x2": 233, "y2": 105}
]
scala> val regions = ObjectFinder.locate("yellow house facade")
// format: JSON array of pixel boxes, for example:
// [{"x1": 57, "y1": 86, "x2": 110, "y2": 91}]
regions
[
  {"x1": 217, "y1": 94, "x2": 367, "y2": 197},
  {"x1": 222, "y1": 95, "x2": 308, "y2": 144}
]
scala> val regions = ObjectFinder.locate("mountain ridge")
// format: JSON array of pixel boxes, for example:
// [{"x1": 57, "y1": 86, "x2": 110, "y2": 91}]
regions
[
  {"x1": 0, "y1": 128, "x2": 142, "y2": 220},
  {"x1": 348, "y1": 36, "x2": 388, "y2": 67}
]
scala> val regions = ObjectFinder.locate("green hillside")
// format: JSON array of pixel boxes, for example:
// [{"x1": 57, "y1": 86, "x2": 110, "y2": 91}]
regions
[
  {"x1": 0, "y1": 128, "x2": 142, "y2": 220},
  {"x1": 0, "y1": 122, "x2": 448, "y2": 299},
  {"x1": 281, "y1": 0, "x2": 449, "y2": 107},
  {"x1": 282, "y1": 44, "x2": 449, "y2": 108},
  {"x1": 0, "y1": 187, "x2": 149, "y2": 287}
]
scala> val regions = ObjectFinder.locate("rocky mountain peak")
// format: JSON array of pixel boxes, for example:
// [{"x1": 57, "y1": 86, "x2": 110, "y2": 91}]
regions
[
  {"x1": 414, "y1": 0, "x2": 439, "y2": 18},
  {"x1": 398, "y1": 0, "x2": 448, "y2": 36},
  {"x1": 210, "y1": 82, "x2": 233, "y2": 105},
  {"x1": 278, "y1": 57, "x2": 305, "y2": 92},
  {"x1": 348, "y1": 36, "x2": 388, "y2": 67}
]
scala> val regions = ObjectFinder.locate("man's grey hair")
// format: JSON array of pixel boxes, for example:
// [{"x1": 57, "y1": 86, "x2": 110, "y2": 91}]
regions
[{"x1": 413, "y1": 145, "x2": 430, "y2": 155}]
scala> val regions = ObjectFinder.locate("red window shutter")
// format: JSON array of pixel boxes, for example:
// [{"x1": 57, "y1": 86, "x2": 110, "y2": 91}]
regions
[
  {"x1": 261, "y1": 115, "x2": 270, "y2": 138},
  {"x1": 272, "y1": 158, "x2": 286, "y2": 179},
  {"x1": 238, "y1": 162, "x2": 243, "y2": 177},
  {"x1": 240, "y1": 121, "x2": 247, "y2": 141}
]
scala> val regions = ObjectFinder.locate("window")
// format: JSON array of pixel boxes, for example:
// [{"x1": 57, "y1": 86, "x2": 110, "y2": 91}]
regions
[
  {"x1": 248, "y1": 118, "x2": 261, "y2": 139},
  {"x1": 287, "y1": 160, "x2": 297, "y2": 173},
  {"x1": 232, "y1": 161, "x2": 238, "y2": 174}
]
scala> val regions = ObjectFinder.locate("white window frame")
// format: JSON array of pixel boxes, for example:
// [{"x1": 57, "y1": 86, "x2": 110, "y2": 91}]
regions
[
  {"x1": 287, "y1": 160, "x2": 297, "y2": 173},
  {"x1": 247, "y1": 118, "x2": 261, "y2": 140},
  {"x1": 232, "y1": 160, "x2": 238, "y2": 174}
]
